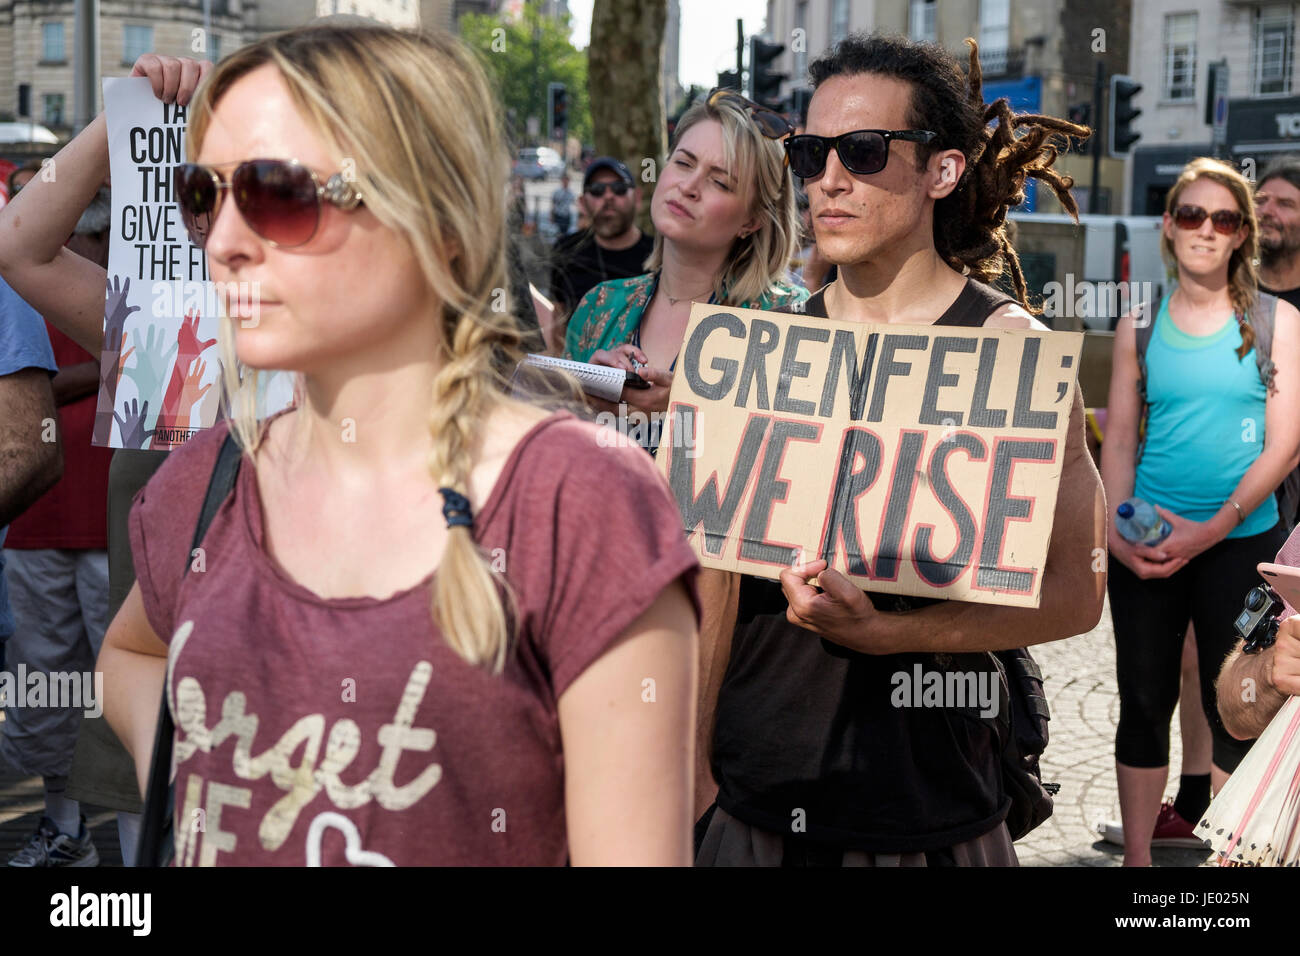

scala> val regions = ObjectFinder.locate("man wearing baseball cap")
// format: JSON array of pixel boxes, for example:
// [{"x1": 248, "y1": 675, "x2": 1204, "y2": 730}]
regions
[{"x1": 549, "y1": 156, "x2": 653, "y2": 320}]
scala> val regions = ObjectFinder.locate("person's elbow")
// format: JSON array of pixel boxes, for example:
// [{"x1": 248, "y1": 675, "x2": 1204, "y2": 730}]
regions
[
  {"x1": 1221, "y1": 711, "x2": 1257, "y2": 742},
  {"x1": 33, "y1": 429, "x2": 64, "y2": 497},
  {"x1": 28, "y1": 394, "x2": 65, "y2": 496},
  {"x1": 1215, "y1": 669, "x2": 1258, "y2": 741},
  {"x1": 0, "y1": 427, "x2": 64, "y2": 521},
  {"x1": 1054, "y1": 557, "x2": 1105, "y2": 640},
  {"x1": 1046, "y1": 474, "x2": 1107, "y2": 640},
  {"x1": 1284, "y1": 442, "x2": 1300, "y2": 475},
  {"x1": 0, "y1": 211, "x2": 18, "y2": 274}
]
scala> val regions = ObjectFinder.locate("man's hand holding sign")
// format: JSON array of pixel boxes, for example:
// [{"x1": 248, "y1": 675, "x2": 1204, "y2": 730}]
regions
[{"x1": 658, "y1": 300, "x2": 1106, "y2": 655}]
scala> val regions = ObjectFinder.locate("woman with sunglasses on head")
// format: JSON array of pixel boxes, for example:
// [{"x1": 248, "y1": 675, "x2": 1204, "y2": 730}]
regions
[
  {"x1": 1102, "y1": 157, "x2": 1300, "y2": 867},
  {"x1": 563, "y1": 91, "x2": 807, "y2": 450},
  {"x1": 4, "y1": 26, "x2": 701, "y2": 866}
]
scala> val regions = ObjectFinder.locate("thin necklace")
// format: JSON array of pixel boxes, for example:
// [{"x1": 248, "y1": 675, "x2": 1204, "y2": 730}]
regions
[{"x1": 661, "y1": 280, "x2": 714, "y2": 306}]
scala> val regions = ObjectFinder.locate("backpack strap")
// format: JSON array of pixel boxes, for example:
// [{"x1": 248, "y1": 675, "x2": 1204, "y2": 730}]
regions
[
  {"x1": 1132, "y1": 303, "x2": 1157, "y2": 464},
  {"x1": 1250, "y1": 292, "x2": 1279, "y2": 395},
  {"x1": 1249, "y1": 292, "x2": 1298, "y2": 529},
  {"x1": 136, "y1": 429, "x2": 243, "y2": 867}
]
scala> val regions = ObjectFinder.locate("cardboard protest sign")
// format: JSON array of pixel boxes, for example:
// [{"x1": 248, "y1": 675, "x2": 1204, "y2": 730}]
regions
[
  {"x1": 656, "y1": 303, "x2": 1084, "y2": 608},
  {"x1": 94, "y1": 77, "x2": 291, "y2": 449}
]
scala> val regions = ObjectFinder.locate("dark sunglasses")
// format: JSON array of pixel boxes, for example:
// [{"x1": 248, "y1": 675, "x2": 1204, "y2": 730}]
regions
[
  {"x1": 706, "y1": 88, "x2": 795, "y2": 140},
  {"x1": 174, "y1": 159, "x2": 364, "y2": 249},
  {"x1": 785, "y1": 129, "x2": 938, "y2": 179},
  {"x1": 1172, "y1": 204, "x2": 1244, "y2": 235},
  {"x1": 585, "y1": 181, "x2": 632, "y2": 198}
]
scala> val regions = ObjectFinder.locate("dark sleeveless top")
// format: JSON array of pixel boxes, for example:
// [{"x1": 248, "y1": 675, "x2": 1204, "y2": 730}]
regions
[{"x1": 710, "y1": 278, "x2": 1020, "y2": 852}]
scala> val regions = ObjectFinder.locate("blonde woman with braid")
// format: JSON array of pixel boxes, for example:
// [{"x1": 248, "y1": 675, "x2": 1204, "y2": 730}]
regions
[{"x1": 93, "y1": 25, "x2": 699, "y2": 865}]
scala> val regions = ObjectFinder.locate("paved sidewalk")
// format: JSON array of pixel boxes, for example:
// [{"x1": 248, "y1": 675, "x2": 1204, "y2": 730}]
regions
[
  {"x1": 0, "y1": 596, "x2": 1212, "y2": 868},
  {"x1": 1016, "y1": 595, "x2": 1213, "y2": 867}
]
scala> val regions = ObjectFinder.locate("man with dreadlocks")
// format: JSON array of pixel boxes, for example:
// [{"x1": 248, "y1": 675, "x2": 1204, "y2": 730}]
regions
[{"x1": 693, "y1": 34, "x2": 1107, "y2": 866}]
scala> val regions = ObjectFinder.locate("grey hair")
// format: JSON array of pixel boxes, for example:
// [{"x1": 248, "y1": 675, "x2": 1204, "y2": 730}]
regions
[{"x1": 1259, "y1": 155, "x2": 1300, "y2": 195}]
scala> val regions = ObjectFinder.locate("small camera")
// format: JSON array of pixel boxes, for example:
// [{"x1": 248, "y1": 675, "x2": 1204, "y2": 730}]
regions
[{"x1": 1234, "y1": 583, "x2": 1286, "y2": 654}]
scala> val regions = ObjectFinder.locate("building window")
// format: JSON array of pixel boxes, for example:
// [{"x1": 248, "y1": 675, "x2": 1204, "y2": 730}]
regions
[
  {"x1": 830, "y1": 0, "x2": 849, "y2": 44},
  {"x1": 794, "y1": 1, "x2": 808, "y2": 78},
  {"x1": 43, "y1": 93, "x2": 65, "y2": 126},
  {"x1": 979, "y1": 0, "x2": 1010, "y2": 74},
  {"x1": 1162, "y1": 12, "x2": 1197, "y2": 101},
  {"x1": 42, "y1": 22, "x2": 66, "y2": 63},
  {"x1": 909, "y1": 0, "x2": 936, "y2": 43},
  {"x1": 210, "y1": 33, "x2": 222, "y2": 63},
  {"x1": 1254, "y1": 4, "x2": 1295, "y2": 96},
  {"x1": 123, "y1": 24, "x2": 154, "y2": 65}
]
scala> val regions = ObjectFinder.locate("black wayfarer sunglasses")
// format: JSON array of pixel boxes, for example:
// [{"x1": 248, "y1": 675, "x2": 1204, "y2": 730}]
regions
[{"x1": 784, "y1": 128, "x2": 938, "y2": 179}]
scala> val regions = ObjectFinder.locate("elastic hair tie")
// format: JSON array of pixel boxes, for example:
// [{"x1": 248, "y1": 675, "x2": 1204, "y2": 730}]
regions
[{"x1": 439, "y1": 487, "x2": 474, "y2": 529}]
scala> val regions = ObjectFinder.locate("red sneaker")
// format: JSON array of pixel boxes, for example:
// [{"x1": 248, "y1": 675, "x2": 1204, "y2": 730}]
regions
[
  {"x1": 1150, "y1": 801, "x2": 1208, "y2": 848},
  {"x1": 1097, "y1": 801, "x2": 1208, "y2": 849}
]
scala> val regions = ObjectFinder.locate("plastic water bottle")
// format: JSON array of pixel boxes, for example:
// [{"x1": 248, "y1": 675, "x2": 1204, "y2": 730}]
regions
[{"x1": 1115, "y1": 497, "x2": 1172, "y2": 546}]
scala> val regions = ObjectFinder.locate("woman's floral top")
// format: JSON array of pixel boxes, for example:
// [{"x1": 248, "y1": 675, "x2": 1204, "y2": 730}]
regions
[{"x1": 564, "y1": 272, "x2": 809, "y2": 364}]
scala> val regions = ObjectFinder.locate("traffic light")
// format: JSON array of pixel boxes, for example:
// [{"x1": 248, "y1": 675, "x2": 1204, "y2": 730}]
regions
[
  {"x1": 791, "y1": 88, "x2": 813, "y2": 127},
  {"x1": 1109, "y1": 75, "x2": 1142, "y2": 157},
  {"x1": 749, "y1": 37, "x2": 786, "y2": 109},
  {"x1": 1067, "y1": 103, "x2": 1090, "y2": 126},
  {"x1": 547, "y1": 82, "x2": 568, "y2": 142},
  {"x1": 716, "y1": 70, "x2": 740, "y2": 92}
]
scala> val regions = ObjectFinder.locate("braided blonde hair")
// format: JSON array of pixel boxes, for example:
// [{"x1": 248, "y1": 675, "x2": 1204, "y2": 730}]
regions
[{"x1": 189, "y1": 23, "x2": 522, "y2": 672}]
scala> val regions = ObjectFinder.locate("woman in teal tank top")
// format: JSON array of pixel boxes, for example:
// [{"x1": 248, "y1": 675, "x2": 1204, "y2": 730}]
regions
[{"x1": 1101, "y1": 158, "x2": 1300, "y2": 867}]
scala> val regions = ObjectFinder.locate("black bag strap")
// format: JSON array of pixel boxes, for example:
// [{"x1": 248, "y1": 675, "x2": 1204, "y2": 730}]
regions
[
  {"x1": 1133, "y1": 304, "x2": 1156, "y2": 464},
  {"x1": 136, "y1": 430, "x2": 243, "y2": 867}
]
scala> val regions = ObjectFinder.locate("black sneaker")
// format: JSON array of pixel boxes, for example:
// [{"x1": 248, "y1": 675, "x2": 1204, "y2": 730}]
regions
[{"x1": 7, "y1": 815, "x2": 100, "y2": 867}]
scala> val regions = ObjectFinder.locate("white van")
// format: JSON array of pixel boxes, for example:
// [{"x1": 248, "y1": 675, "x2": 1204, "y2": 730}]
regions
[{"x1": 1009, "y1": 213, "x2": 1168, "y2": 330}]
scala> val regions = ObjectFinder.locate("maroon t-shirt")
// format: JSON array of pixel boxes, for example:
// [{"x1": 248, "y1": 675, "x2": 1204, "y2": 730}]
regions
[{"x1": 129, "y1": 411, "x2": 700, "y2": 866}]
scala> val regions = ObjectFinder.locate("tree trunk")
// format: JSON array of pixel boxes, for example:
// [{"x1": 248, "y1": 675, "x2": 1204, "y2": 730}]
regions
[{"x1": 588, "y1": 0, "x2": 666, "y2": 233}]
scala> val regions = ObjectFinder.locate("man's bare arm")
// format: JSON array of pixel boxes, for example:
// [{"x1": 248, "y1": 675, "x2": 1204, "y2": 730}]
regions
[
  {"x1": 0, "y1": 368, "x2": 63, "y2": 527},
  {"x1": 52, "y1": 360, "x2": 99, "y2": 406}
]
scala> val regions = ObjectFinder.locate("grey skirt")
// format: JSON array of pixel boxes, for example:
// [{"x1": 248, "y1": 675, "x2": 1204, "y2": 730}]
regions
[{"x1": 696, "y1": 806, "x2": 1019, "y2": 867}]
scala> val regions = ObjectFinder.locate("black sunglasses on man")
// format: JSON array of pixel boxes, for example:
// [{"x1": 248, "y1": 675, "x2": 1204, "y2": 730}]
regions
[{"x1": 785, "y1": 128, "x2": 938, "y2": 179}]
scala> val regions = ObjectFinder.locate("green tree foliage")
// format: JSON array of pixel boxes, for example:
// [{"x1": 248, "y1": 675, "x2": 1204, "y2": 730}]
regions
[{"x1": 460, "y1": 3, "x2": 592, "y2": 147}]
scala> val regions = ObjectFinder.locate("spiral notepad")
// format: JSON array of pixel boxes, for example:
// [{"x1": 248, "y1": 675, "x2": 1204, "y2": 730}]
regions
[{"x1": 521, "y1": 354, "x2": 627, "y2": 402}]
